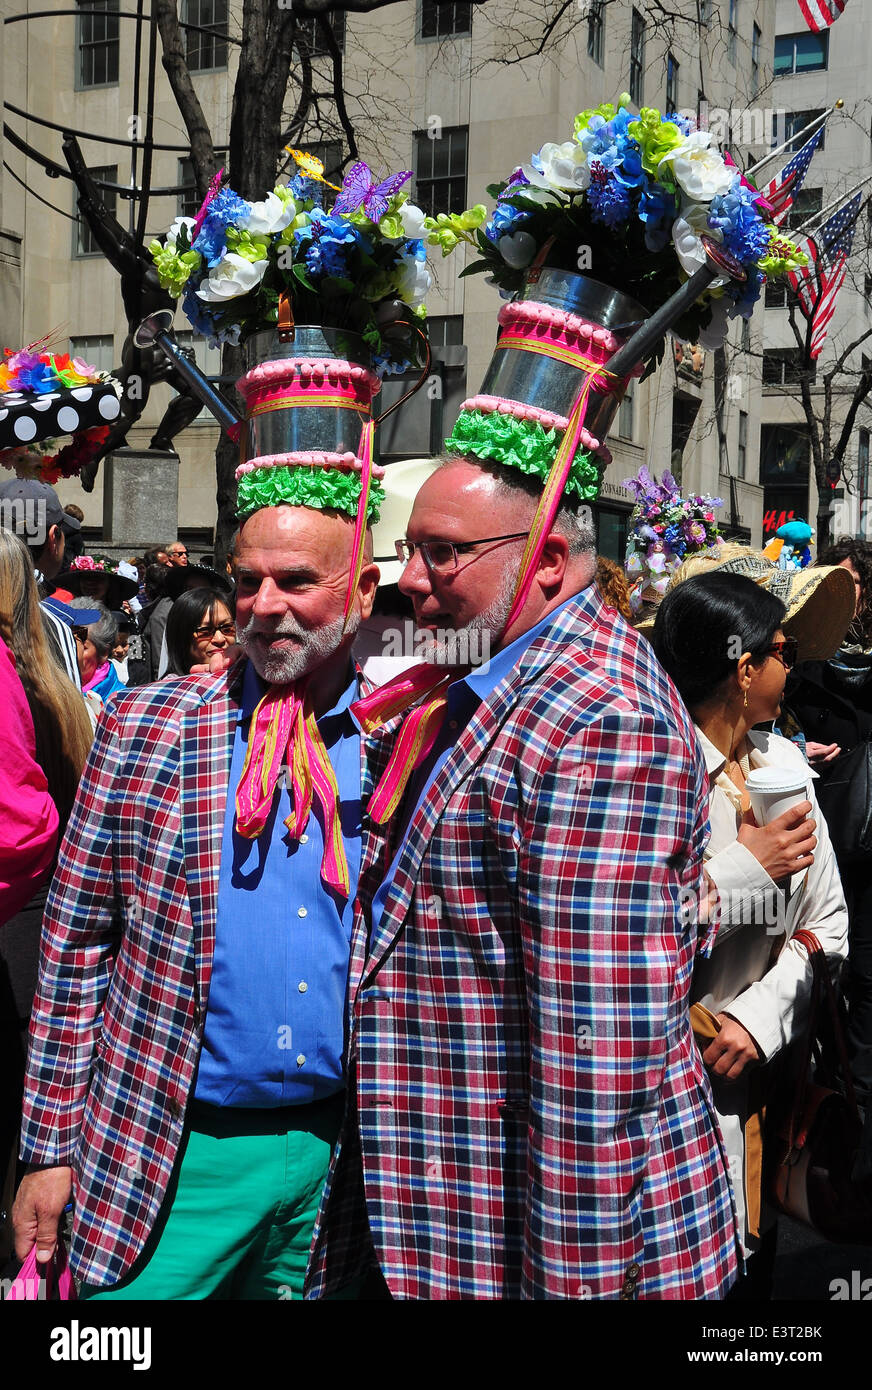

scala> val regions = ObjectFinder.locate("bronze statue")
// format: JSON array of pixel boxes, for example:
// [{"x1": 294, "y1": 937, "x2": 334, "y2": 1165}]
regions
[{"x1": 63, "y1": 135, "x2": 204, "y2": 490}]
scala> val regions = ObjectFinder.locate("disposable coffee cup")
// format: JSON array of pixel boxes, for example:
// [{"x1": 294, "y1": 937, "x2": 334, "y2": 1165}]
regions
[{"x1": 745, "y1": 767, "x2": 810, "y2": 826}]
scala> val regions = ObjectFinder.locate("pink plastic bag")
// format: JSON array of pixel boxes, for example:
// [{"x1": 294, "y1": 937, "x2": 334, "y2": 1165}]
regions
[{"x1": 6, "y1": 1244, "x2": 76, "y2": 1300}]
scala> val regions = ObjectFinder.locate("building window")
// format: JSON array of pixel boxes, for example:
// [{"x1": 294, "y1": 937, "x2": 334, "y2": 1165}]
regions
[
  {"x1": 698, "y1": 0, "x2": 712, "y2": 22},
  {"x1": 774, "y1": 109, "x2": 825, "y2": 153},
  {"x1": 420, "y1": 1, "x2": 471, "y2": 39},
  {"x1": 177, "y1": 154, "x2": 227, "y2": 216},
  {"x1": 618, "y1": 379, "x2": 635, "y2": 440},
  {"x1": 865, "y1": 273, "x2": 872, "y2": 305},
  {"x1": 426, "y1": 315, "x2": 464, "y2": 349},
  {"x1": 762, "y1": 348, "x2": 816, "y2": 387},
  {"x1": 69, "y1": 335, "x2": 115, "y2": 372},
  {"x1": 77, "y1": 0, "x2": 119, "y2": 88},
  {"x1": 184, "y1": 0, "x2": 228, "y2": 72},
  {"x1": 727, "y1": 0, "x2": 738, "y2": 64},
  {"x1": 666, "y1": 53, "x2": 679, "y2": 113},
  {"x1": 74, "y1": 166, "x2": 117, "y2": 256},
  {"x1": 413, "y1": 126, "x2": 467, "y2": 218},
  {"x1": 765, "y1": 280, "x2": 789, "y2": 308},
  {"x1": 587, "y1": 0, "x2": 604, "y2": 67},
  {"x1": 774, "y1": 30, "x2": 829, "y2": 76},
  {"x1": 295, "y1": 9, "x2": 345, "y2": 56},
  {"x1": 738, "y1": 410, "x2": 748, "y2": 480},
  {"x1": 760, "y1": 422, "x2": 811, "y2": 485},
  {"x1": 751, "y1": 22, "x2": 761, "y2": 94},
  {"x1": 629, "y1": 9, "x2": 645, "y2": 106},
  {"x1": 784, "y1": 187, "x2": 822, "y2": 232}
]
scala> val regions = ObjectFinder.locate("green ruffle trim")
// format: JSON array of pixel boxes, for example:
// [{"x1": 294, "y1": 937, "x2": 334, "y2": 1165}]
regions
[
  {"x1": 236, "y1": 466, "x2": 384, "y2": 523},
  {"x1": 444, "y1": 409, "x2": 604, "y2": 502}
]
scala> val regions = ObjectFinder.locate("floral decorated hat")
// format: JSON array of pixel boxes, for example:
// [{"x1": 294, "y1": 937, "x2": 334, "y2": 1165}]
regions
[
  {"x1": 0, "y1": 344, "x2": 122, "y2": 484},
  {"x1": 623, "y1": 465, "x2": 724, "y2": 613},
  {"x1": 65, "y1": 554, "x2": 139, "y2": 605}
]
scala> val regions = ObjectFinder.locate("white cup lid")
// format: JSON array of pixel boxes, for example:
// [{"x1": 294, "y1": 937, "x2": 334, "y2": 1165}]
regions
[{"x1": 745, "y1": 767, "x2": 808, "y2": 795}]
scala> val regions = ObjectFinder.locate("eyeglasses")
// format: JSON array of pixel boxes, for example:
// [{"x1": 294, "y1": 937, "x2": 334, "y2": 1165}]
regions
[
  {"x1": 395, "y1": 532, "x2": 529, "y2": 576},
  {"x1": 193, "y1": 621, "x2": 236, "y2": 641},
  {"x1": 765, "y1": 637, "x2": 798, "y2": 670},
  {"x1": 71, "y1": 625, "x2": 89, "y2": 644}
]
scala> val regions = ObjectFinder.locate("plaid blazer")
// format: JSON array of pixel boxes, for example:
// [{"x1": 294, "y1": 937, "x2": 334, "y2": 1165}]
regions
[
  {"x1": 19, "y1": 660, "x2": 367, "y2": 1289},
  {"x1": 306, "y1": 585, "x2": 740, "y2": 1300}
]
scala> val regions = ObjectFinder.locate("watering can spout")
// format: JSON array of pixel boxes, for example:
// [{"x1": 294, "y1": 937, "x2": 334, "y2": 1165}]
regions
[{"x1": 134, "y1": 310, "x2": 243, "y2": 441}]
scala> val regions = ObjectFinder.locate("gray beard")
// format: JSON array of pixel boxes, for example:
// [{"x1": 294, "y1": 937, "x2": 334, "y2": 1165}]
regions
[
  {"x1": 238, "y1": 608, "x2": 358, "y2": 684},
  {"x1": 415, "y1": 564, "x2": 517, "y2": 669}
]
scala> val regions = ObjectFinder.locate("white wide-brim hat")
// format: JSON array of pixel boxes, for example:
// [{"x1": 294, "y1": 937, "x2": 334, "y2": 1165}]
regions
[{"x1": 372, "y1": 456, "x2": 441, "y2": 585}]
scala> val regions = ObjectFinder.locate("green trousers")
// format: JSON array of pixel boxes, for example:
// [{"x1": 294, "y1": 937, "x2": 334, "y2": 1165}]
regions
[{"x1": 80, "y1": 1093, "x2": 345, "y2": 1301}]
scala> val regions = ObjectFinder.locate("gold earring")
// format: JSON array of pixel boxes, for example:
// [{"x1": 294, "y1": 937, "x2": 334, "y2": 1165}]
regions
[{"x1": 743, "y1": 688, "x2": 749, "y2": 708}]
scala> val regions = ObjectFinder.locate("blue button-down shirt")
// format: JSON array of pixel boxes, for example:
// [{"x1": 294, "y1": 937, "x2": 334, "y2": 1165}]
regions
[
  {"x1": 195, "y1": 661, "x2": 362, "y2": 1108},
  {"x1": 371, "y1": 597, "x2": 580, "y2": 935}
]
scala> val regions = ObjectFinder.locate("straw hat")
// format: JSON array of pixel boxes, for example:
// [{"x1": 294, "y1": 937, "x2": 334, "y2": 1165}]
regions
[
  {"x1": 371, "y1": 456, "x2": 440, "y2": 586},
  {"x1": 634, "y1": 545, "x2": 855, "y2": 663}
]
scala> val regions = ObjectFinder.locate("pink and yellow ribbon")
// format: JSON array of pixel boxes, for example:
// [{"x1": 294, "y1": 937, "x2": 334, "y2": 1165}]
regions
[
  {"x1": 235, "y1": 680, "x2": 350, "y2": 897},
  {"x1": 352, "y1": 664, "x2": 454, "y2": 825}
]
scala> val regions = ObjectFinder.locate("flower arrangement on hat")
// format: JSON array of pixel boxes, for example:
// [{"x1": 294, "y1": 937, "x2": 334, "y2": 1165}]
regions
[
  {"x1": 623, "y1": 465, "x2": 724, "y2": 612},
  {"x1": 0, "y1": 348, "x2": 117, "y2": 395},
  {"x1": 149, "y1": 155, "x2": 486, "y2": 376},
  {"x1": 462, "y1": 95, "x2": 808, "y2": 370},
  {"x1": 0, "y1": 426, "x2": 112, "y2": 484}
]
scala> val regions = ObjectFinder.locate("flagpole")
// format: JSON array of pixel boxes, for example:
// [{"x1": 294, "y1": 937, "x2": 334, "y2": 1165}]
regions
[
  {"x1": 745, "y1": 100, "x2": 842, "y2": 179},
  {"x1": 793, "y1": 172, "x2": 872, "y2": 239}
]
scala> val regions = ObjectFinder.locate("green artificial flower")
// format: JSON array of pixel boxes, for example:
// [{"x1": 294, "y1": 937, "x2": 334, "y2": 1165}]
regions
[
  {"x1": 379, "y1": 212, "x2": 405, "y2": 241},
  {"x1": 423, "y1": 205, "x2": 486, "y2": 257},
  {"x1": 758, "y1": 226, "x2": 809, "y2": 278},
  {"x1": 237, "y1": 465, "x2": 384, "y2": 523},
  {"x1": 627, "y1": 108, "x2": 684, "y2": 178},
  {"x1": 226, "y1": 227, "x2": 271, "y2": 263},
  {"x1": 445, "y1": 409, "x2": 604, "y2": 502},
  {"x1": 149, "y1": 240, "x2": 202, "y2": 297}
]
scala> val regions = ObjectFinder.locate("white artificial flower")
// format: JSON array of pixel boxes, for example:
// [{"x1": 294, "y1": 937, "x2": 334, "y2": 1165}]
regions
[
  {"x1": 399, "y1": 202, "x2": 428, "y2": 239},
  {"x1": 698, "y1": 297, "x2": 730, "y2": 351},
  {"x1": 671, "y1": 204, "x2": 728, "y2": 288},
  {"x1": 395, "y1": 256, "x2": 432, "y2": 307},
  {"x1": 166, "y1": 215, "x2": 197, "y2": 247},
  {"x1": 241, "y1": 191, "x2": 294, "y2": 235},
  {"x1": 523, "y1": 141, "x2": 590, "y2": 195},
  {"x1": 195, "y1": 253, "x2": 269, "y2": 302},
  {"x1": 658, "y1": 132, "x2": 733, "y2": 203}
]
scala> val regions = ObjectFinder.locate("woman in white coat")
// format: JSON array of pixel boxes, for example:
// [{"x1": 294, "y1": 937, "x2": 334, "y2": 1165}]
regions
[{"x1": 652, "y1": 572, "x2": 848, "y2": 1295}]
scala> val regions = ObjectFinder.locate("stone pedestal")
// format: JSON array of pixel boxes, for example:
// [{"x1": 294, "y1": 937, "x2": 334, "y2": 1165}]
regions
[{"x1": 102, "y1": 448, "x2": 179, "y2": 557}]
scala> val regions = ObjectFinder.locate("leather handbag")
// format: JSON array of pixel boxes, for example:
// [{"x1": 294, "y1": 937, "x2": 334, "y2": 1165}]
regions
[
  {"x1": 814, "y1": 740, "x2": 872, "y2": 866},
  {"x1": 769, "y1": 928, "x2": 872, "y2": 1242}
]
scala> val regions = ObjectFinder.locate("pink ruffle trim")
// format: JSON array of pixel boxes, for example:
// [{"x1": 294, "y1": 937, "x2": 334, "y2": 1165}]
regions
[
  {"x1": 497, "y1": 300, "x2": 645, "y2": 379},
  {"x1": 460, "y1": 394, "x2": 613, "y2": 466},
  {"x1": 235, "y1": 450, "x2": 387, "y2": 480},
  {"x1": 237, "y1": 357, "x2": 382, "y2": 403}
]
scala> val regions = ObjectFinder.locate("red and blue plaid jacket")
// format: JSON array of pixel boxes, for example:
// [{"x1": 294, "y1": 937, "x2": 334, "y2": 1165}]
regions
[{"x1": 306, "y1": 585, "x2": 740, "y2": 1300}]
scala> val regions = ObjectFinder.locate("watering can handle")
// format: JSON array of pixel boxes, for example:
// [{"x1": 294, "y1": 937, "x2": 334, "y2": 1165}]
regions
[
  {"x1": 372, "y1": 326, "x2": 432, "y2": 427},
  {"x1": 278, "y1": 292, "x2": 294, "y2": 343}
]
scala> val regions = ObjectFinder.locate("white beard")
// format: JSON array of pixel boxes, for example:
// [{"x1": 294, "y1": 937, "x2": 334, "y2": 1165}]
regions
[{"x1": 238, "y1": 608, "x2": 359, "y2": 684}]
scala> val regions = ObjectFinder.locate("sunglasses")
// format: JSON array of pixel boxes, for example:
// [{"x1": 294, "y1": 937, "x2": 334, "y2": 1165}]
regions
[
  {"x1": 193, "y1": 621, "x2": 236, "y2": 641},
  {"x1": 764, "y1": 637, "x2": 799, "y2": 670}
]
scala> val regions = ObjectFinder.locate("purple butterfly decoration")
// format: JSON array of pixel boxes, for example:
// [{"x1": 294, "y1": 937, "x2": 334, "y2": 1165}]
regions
[{"x1": 332, "y1": 162, "x2": 412, "y2": 222}]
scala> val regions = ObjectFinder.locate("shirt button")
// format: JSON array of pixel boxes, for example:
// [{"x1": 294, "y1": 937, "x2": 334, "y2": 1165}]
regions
[
  {"x1": 297, "y1": 906, "x2": 307, "y2": 918},
  {"x1": 300, "y1": 834, "x2": 309, "y2": 844},
  {"x1": 296, "y1": 1053, "x2": 306, "y2": 1066},
  {"x1": 298, "y1": 981, "x2": 308, "y2": 993}
]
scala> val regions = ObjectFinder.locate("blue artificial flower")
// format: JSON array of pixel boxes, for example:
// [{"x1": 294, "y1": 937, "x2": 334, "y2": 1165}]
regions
[
  {"x1": 664, "y1": 112, "x2": 693, "y2": 136},
  {"x1": 587, "y1": 165, "x2": 632, "y2": 228},
  {"x1": 16, "y1": 362, "x2": 56, "y2": 393},
  {"x1": 297, "y1": 212, "x2": 370, "y2": 281},
  {"x1": 726, "y1": 266, "x2": 765, "y2": 319},
  {"x1": 707, "y1": 177, "x2": 770, "y2": 266},
  {"x1": 638, "y1": 180, "x2": 677, "y2": 252},
  {"x1": 193, "y1": 187, "x2": 252, "y2": 268},
  {"x1": 484, "y1": 199, "x2": 532, "y2": 244},
  {"x1": 577, "y1": 107, "x2": 635, "y2": 171},
  {"x1": 181, "y1": 282, "x2": 221, "y2": 347}
]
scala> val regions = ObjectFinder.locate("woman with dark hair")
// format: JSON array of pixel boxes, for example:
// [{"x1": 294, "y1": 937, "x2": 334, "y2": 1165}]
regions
[
  {"x1": 652, "y1": 572, "x2": 848, "y2": 1294},
  {"x1": 164, "y1": 587, "x2": 236, "y2": 677}
]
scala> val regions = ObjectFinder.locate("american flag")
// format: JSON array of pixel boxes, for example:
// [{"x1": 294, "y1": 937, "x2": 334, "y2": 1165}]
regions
[
  {"x1": 797, "y1": 0, "x2": 847, "y2": 31},
  {"x1": 786, "y1": 192, "x2": 861, "y2": 358},
  {"x1": 764, "y1": 126, "x2": 824, "y2": 225}
]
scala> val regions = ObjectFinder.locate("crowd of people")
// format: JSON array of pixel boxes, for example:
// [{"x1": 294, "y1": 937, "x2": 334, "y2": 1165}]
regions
[{"x1": 0, "y1": 460, "x2": 870, "y2": 1301}]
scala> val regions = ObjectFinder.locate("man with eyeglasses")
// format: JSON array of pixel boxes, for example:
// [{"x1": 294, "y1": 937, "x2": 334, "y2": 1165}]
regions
[
  {"x1": 306, "y1": 453, "x2": 739, "y2": 1302},
  {"x1": 166, "y1": 542, "x2": 189, "y2": 567}
]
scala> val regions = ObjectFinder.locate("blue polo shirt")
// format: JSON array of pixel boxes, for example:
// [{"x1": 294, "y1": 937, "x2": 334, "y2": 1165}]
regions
[
  {"x1": 371, "y1": 597, "x2": 579, "y2": 935},
  {"x1": 195, "y1": 661, "x2": 361, "y2": 1108}
]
